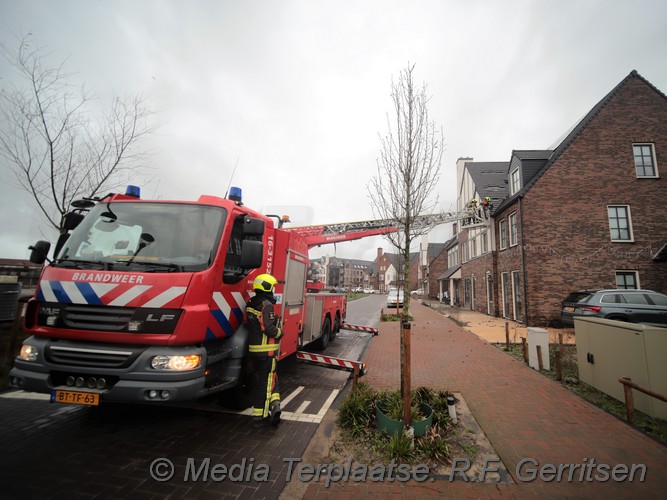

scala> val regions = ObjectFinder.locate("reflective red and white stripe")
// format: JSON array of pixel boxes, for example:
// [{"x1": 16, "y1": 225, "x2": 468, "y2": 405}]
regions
[
  {"x1": 212, "y1": 291, "x2": 246, "y2": 319},
  {"x1": 37, "y1": 280, "x2": 187, "y2": 308},
  {"x1": 296, "y1": 351, "x2": 360, "y2": 370},
  {"x1": 341, "y1": 323, "x2": 379, "y2": 335}
]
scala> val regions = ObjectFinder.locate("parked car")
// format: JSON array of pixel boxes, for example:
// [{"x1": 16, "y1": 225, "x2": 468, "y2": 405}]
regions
[
  {"x1": 560, "y1": 289, "x2": 667, "y2": 327},
  {"x1": 363, "y1": 288, "x2": 375, "y2": 294},
  {"x1": 352, "y1": 286, "x2": 364, "y2": 293},
  {"x1": 410, "y1": 289, "x2": 424, "y2": 296},
  {"x1": 386, "y1": 288, "x2": 405, "y2": 308}
]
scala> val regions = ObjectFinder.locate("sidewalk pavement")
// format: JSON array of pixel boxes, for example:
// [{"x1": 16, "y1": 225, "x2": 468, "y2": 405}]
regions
[
  {"x1": 428, "y1": 300, "x2": 576, "y2": 345},
  {"x1": 301, "y1": 301, "x2": 667, "y2": 498}
]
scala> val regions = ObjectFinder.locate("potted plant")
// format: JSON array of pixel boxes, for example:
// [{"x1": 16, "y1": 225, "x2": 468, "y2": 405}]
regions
[{"x1": 375, "y1": 390, "x2": 433, "y2": 437}]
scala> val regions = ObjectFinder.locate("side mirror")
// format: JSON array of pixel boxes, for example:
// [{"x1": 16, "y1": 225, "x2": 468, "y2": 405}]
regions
[
  {"x1": 29, "y1": 240, "x2": 51, "y2": 265},
  {"x1": 240, "y1": 240, "x2": 263, "y2": 269},
  {"x1": 243, "y1": 217, "x2": 265, "y2": 237}
]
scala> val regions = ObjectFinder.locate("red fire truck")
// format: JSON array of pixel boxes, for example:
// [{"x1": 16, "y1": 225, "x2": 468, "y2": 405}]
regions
[{"x1": 8, "y1": 186, "x2": 403, "y2": 406}]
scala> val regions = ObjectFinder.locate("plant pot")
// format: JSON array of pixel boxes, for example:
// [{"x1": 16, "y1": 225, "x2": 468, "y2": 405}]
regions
[{"x1": 375, "y1": 401, "x2": 433, "y2": 437}]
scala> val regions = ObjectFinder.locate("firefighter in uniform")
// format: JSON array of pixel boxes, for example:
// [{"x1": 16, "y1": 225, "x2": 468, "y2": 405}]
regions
[{"x1": 246, "y1": 273, "x2": 282, "y2": 428}]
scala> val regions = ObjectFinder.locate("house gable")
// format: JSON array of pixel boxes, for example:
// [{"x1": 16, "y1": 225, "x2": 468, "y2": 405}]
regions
[{"x1": 501, "y1": 70, "x2": 667, "y2": 207}]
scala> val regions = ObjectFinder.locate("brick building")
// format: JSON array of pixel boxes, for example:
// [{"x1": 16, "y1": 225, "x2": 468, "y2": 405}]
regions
[
  {"x1": 373, "y1": 248, "x2": 401, "y2": 293},
  {"x1": 408, "y1": 236, "x2": 449, "y2": 298},
  {"x1": 456, "y1": 70, "x2": 667, "y2": 326},
  {"x1": 454, "y1": 160, "x2": 509, "y2": 313},
  {"x1": 0, "y1": 258, "x2": 42, "y2": 289}
]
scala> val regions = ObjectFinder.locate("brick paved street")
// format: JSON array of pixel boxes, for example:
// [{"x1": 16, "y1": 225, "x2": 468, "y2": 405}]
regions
[
  {"x1": 0, "y1": 394, "x2": 317, "y2": 499},
  {"x1": 304, "y1": 301, "x2": 667, "y2": 498}
]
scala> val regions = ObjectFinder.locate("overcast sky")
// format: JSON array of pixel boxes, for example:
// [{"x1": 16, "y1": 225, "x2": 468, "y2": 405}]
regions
[{"x1": 2, "y1": 0, "x2": 666, "y2": 263}]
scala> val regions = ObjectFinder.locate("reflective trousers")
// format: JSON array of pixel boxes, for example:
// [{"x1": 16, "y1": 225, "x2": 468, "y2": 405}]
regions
[{"x1": 251, "y1": 355, "x2": 280, "y2": 419}]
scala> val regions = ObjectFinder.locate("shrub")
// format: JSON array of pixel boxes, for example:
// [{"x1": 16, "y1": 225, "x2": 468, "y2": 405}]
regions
[
  {"x1": 384, "y1": 431, "x2": 415, "y2": 461},
  {"x1": 337, "y1": 382, "x2": 377, "y2": 438}
]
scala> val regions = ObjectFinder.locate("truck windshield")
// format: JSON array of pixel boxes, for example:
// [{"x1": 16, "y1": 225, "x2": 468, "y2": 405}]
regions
[{"x1": 56, "y1": 202, "x2": 226, "y2": 272}]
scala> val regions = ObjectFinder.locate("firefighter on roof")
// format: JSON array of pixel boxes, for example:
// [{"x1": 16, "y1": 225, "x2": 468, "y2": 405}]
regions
[{"x1": 246, "y1": 273, "x2": 282, "y2": 428}]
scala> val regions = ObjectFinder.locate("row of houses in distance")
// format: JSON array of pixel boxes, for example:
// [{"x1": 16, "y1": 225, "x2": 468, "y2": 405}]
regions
[{"x1": 309, "y1": 250, "x2": 403, "y2": 293}]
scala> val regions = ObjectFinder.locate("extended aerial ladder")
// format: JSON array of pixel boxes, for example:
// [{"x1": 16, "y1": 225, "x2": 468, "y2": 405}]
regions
[
  {"x1": 287, "y1": 205, "x2": 493, "y2": 248},
  {"x1": 289, "y1": 204, "x2": 493, "y2": 380}
]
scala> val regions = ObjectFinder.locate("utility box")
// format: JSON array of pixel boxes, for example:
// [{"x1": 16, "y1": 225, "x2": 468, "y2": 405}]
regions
[
  {"x1": 0, "y1": 280, "x2": 22, "y2": 322},
  {"x1": 575, "y1": 317, "x2": 667, "y2": 419},
  {"x1": 527, "y1": 327, "x2": 550, "y2": 371}
]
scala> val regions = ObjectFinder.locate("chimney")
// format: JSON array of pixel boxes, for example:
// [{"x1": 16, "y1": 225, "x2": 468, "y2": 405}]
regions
[{"x1": 377, "y1": 248, "x2": 383, "y2": 260}]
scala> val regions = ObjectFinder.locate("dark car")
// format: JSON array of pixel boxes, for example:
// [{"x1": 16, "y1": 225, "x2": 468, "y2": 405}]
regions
[{"x1": 560, "y1": 289, "x2": 667, "y2": 327}]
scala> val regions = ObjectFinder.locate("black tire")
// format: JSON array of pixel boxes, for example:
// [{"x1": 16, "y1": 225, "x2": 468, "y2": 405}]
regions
[
  {"x1": 317, "y1": 318, "x2": 331, "y2": 350},
  {"x1": 331, "y1": 314, "x2": 340, "y2": 341}
]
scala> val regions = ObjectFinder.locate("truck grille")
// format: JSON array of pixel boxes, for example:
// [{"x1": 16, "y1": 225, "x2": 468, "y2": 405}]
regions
[
  {"x1": 37, "y1": 302, "x2": 181, "y2": 334},
  {"x1": 62, "y1": 305, "x2": 134, "y2": 331},
  {"x1": 46, "y1": 343, "x2": 144, "y2": 368}
]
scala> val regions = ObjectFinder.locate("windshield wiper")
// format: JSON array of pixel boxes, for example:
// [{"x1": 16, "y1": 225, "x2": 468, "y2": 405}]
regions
[
  {"x1": 125, "y1": 261, "x2": 185, "y2": 272},
  {"x1": 55, "y1": 258, "x2": 113, "y2": 270}
]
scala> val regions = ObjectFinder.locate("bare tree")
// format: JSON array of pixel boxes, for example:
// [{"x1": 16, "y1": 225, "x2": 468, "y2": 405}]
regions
[
  {"x1": 368, "y1": 64, "x2": 444, "y2": 431},
  {"x1": 368, "y1": 63, "x2": 444, "y2": 320},
  {"x1": 0, "y1": 35, "x2": 155, "y2": 234}
]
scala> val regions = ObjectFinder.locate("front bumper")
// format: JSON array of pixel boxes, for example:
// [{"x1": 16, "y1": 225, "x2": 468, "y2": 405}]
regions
[{"x1": 8, "y1": 336, "x2": 212, "y2": 403}]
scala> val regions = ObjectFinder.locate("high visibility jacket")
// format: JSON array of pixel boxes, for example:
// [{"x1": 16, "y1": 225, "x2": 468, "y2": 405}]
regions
[{"x1": 246, "y1": 292, "x2": 282, "y2": 357}]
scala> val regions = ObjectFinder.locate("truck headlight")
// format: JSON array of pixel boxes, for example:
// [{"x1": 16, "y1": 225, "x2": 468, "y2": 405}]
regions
[
  {"x1": 151, "y1": 355, "x2": 201, "y2": 371},
  {"x1": 19, "y1": 345, "x2": 39, "y2": 361}
]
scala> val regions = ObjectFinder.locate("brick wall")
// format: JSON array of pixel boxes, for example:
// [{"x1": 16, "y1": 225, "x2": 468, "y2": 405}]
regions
[
  {"x1": 494, "y1": 204, "x2": 525, "y2": 322},
  {"x1": 428, "y1": 251, "x2": 448, "y2": 299},
  {"x1": 461, "y1": 252, "x2": 495, "y2": 315}
]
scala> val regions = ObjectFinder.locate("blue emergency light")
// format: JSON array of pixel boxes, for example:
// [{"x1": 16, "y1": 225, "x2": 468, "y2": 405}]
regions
[
  {"x1": 125, "y1": 185, "x2": 141, "y2": 198},
  {"x1": 228, "y1": 186, "x2": 242, "y2": 203}
]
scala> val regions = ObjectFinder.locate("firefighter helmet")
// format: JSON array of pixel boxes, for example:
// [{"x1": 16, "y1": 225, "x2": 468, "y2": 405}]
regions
[{"x1": 253, "y1": 273, "x2": 277, "y2": 293}]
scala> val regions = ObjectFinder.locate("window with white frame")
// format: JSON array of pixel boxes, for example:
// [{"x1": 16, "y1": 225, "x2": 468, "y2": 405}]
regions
[
  {"x1": 501, "y1": 272, "x2": 510, "y2": 318},
  {"x1": 633, "y1": 144, "x2": 658, "y2": 178},
  {"x1": 510, "y1": 168, "x2": 520, "y2": 195},
  {"x1": 511, "y1": 270, "x2": 522, "y2": 322},
  {"x1": 471, "y1": 236, "x2": 477, "y2": 258},
  {"x1": 448, "y1": 246, "x2": 459, "y2": 267},
  {"x1": 615, "y1": 270, "x2": 639, "y2": 289},
  {"x1": 509, "y1": 213, "x2": 517, "y2": 246},
  {"x1": 499, "y1": 219, "x2": 507, "y2": 250},
  {"x1": 481, "y1": 231, "x2": 488, "y2": 254},
  {"x1": 607, "y1": 205, "x2": 633, "y2": 242}
]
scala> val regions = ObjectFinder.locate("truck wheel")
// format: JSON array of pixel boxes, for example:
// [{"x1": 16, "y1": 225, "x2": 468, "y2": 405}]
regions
[
  {"x1": 317, "y1": 318, "x2": 331, "y2": 350},
  {"x1": 330, "y1": 315, "x2": 340, "y2": 341}
]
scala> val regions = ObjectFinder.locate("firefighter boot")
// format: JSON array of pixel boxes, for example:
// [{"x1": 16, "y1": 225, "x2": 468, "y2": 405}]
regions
[
  {"x1": 252, "y1": 417, "x2": 270, "y2": 429},
  {"x1": 269, "y1": 401, "x2": 281, "y2": 426}
]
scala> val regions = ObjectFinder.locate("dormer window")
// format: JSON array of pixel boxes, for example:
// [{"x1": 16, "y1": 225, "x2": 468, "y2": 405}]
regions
[{"x1": 510, "y1": 168, "x2": 520, "y2": 195}]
